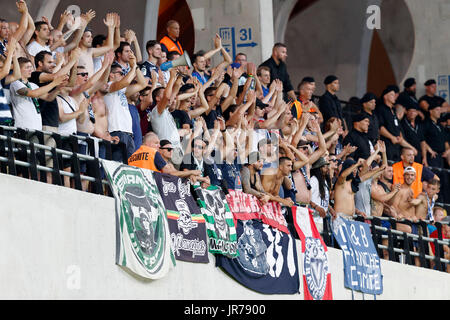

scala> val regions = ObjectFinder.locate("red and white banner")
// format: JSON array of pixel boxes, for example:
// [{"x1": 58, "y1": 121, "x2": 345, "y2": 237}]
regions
[
  {"x1": 226, "y1": 190, "x2": 289, "y2": 234},
  {"x1": 292, "y1": 206, "x2": 333, "y2": 300}
]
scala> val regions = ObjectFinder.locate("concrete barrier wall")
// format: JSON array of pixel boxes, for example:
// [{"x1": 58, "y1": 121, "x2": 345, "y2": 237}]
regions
[{"x1": 0, "y1": 173, "x2": 449, "y2": 300}]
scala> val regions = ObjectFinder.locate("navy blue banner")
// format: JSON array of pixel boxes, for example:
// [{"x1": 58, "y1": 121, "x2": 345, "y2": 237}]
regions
[
  {"x1": 332, "y1": 217, "x2": 383, "y2": 295},
  {"x1": 216, "y1": 219, "x2": 300, "y2": 295}
]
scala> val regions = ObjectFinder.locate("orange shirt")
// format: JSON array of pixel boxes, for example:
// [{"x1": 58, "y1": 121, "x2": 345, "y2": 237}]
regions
[
  {"x1": 128, "y1": 145, "x2": 161, "y2": 172},
  {"x1": 392, "y1": 161, "x2": 424, "y2": 198},
  {"x1": 160, "y1": 36, "x2": 184, "y2": 55}
]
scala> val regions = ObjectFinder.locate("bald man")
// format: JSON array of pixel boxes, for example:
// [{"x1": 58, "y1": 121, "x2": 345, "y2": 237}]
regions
[
  {"x1": 128, "y1": 131, "x2": 200, "y2": 179},
  {"x1": 160, "y1": 20, "x2": 183, "y2": 55}
]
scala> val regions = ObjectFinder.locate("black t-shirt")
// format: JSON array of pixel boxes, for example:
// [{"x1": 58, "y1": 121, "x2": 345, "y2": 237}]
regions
[
  {"x1": 396, "y1": 91, "x2": 419, "y2": 110},
  {"x1": 400, "y1": 117, "x2": 425, "y2": 162},
  {"x1": 29, "y1": 71, "x2": 59, "y2": 127},
  {"x1": 259, "y1": 57, "x2": 293, "y2": 100},
  {"x1": 421, "y1": 118, "x2": 448, "y2": 154},
  {"x1": 362, "y1": 110, "x2": 380, "y2": 145},
  {"x1": 343, "y1": 129, "x2": 372, "y2": 161},
  {"x1": 375, "y1": 103, "x2": 401, "y2": 138},
  {"x1": 318, "y1": 91, "x2": 344, "y2": 125},
  {"x1": 419, "y1": 94, "x2": 446, "y2": 109},
  {"x1": 172, "y1": 109, "x2": 193, "y2": 129}
]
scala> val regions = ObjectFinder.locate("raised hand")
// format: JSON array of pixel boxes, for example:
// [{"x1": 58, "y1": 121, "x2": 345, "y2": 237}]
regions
[
  {"x1": 213, "y1": 33, "x2": 222, "y2": 49},
  {"x1": 103, "y1": 13, "x2": 115, "y2": 28},
  {"x1": 124, "y1": 29, "x2": 136, "y2": 42},
  {"x1": 16, "y1": 0, "x2": 28, "y2": 14}
]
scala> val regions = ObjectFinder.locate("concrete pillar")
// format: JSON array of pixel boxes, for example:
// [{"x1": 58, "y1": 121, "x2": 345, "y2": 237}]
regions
[{"x1": 402, "y1": 0, "x2": 450, "y2": 100}]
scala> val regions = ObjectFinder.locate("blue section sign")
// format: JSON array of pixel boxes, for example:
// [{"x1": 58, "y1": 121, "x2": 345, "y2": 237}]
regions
[
  {"x1": 437, "y1": 75, "x2": 450, "y2": 102},
  {"x1": 332, "y1": 217, "x2": 383, "y2": 295},
  {"x1": 219, "y1": 26, "x2": 258, "y2": 61}
]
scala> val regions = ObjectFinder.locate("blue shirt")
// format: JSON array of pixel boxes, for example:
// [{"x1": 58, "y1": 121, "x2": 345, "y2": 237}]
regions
[
  {"x1": 192, "y1": 71, "x2": 209, "y2": 86},
  {"x1": 219, "y1": 162, "x2": 242, "y2": 190},
  {"x1": 128, "y1": 104, "x2": 143, "y2": 152}
]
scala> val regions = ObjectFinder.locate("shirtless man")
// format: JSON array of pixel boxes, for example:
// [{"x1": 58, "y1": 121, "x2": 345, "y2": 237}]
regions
[
  {"x1": 289, "y1": 115, "x2": 327, "y2": 208},
  {"x1": 261, "y1": 157, "x2": 295, "y2": 207},
  {"x1": 391, "y1": 166, "x2": 423, "y2": 232},
  {"x1": 333, "y1": 158, "x2": 366, "y2": 219},
  {"x1": 77, "y1": 12, "x2": 117, "y2": 77},
  {"x1": 415, "y1": 179, "x2": 440, "y2": 222}
]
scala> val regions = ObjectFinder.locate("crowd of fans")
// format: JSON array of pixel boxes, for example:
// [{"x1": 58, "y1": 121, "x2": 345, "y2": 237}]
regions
[{"x1": 0, "y1": 2, "x2": 448, "y2": 269}]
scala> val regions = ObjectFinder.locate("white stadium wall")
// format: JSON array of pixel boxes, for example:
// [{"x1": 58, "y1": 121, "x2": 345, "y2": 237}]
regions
[{"x1": 0, "y1": 173, "x2": 449, "y2": 300}]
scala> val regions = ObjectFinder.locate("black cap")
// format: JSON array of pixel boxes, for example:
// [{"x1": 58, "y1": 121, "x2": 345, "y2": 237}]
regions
[
  {"x1": 352, "y1": 113, "x2": 370, "y2": 123},
  {"x1": 256, "y1": 98, "x2": 268, "y2": 109},
  {"x1": 302, "y1": 76, "x2": 315, "y2": 83},
  {"x1": 428, "y1": 103, "x2": 442, "y2": 111},
  {"x1": 324, "y1": 75, "x2": 338, "y2": 85},
  {"x1": 382, "y1": 86, "x2": 396, "y2": 97},
  {"x1": 360, "y1": 92, "x2": 377, "y2": 104},
  {"x1": 159, "y1": 139, "x2": 172, "y2": 148},
  {"x1": 404, "y1": 77, "x2": 416, "y2": 88},
  {"x1": 424, "y1": 79, "x2": 436, "y2": 86}
]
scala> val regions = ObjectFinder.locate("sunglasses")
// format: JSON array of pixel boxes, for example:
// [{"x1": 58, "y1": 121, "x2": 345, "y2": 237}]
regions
[
  {"x1": 160, "y1": 147, "x2": 173, "y2": 151},
  {"x1": 77, "y1": 72, "x2": 89, "y2": 77},
  {"x1": 111, "y1": 70, "x2": 125, "y2": 76},
  {"x1": 194, "y1": 145, "x2": 203, "y2": 149}
]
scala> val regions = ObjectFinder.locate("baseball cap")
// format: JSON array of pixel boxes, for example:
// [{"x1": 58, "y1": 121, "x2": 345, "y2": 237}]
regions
[{"x1": 404, "y1": 166, "x2": 416, "y2": 174}]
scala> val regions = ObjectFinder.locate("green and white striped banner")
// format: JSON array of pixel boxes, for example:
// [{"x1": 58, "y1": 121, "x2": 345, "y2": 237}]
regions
[{"x1": 194, "y1": 185, "x2": 238, "y2": 258}]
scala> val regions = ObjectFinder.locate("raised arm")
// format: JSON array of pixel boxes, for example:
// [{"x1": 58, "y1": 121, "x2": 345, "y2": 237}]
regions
[
  {"x1": 91, "y1": 12, "x2": 116, "y2": 58},
  {"x1": 156, "y1": 68, "x2": 178, "y2": 114},
  {"x1": 126, "y1": 54, "x2": 148, "y2": 97},
  {"x1": 124, "y1": 29, "x2": 142, "y2": 63},
  {"x1": 0, "y1": 38, "x2": 17, "y2": 80},
  {"x1": 11, "y1": 1, "x2": 28, "y2": 42}
]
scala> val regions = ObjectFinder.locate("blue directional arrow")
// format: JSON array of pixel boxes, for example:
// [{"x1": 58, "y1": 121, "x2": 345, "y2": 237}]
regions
[{"x1": 237, "y1": 42, "x2": 258, "y2": 48}]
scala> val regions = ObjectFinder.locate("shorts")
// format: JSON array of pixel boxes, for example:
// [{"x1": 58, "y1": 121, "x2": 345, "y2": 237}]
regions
[
  {"x1": 170, "y1": 147, "x2": 184, "y2": 170},
  {"x1": 42, "y1": 125, "x2": 58, "y2": 167},
  {"x1": 77, "y1": 132, "x2": 91, "y2": 173}
]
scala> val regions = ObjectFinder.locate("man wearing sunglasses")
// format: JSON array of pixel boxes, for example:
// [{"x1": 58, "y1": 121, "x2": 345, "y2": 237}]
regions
[{"x1": 128, "y1": 132, "x2": 200, "y2": 180}]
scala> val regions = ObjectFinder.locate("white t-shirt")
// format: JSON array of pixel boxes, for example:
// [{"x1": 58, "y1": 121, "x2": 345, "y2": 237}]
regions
[
  {"x1": 150, "y1": 106, "x2": 181, "y2": 149},
  {"x1": 9, "y1": 80, "x2": 42, "y2": 130},
  {"x1": 104, "y1": 83, "x2": 132, "y2": 134},
  {"x1": 26, "y1": 41, "x2": 51, "y2": 57},
  {"x1": 57, "y1": 95, "x2": 78, "y2": 136}
]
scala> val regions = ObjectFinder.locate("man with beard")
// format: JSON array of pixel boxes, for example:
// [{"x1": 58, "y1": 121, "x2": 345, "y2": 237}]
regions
[
  {"x1": 259, "y1": 43, "x2": 296, "y2": 102},
  {"x1": 141, "y1": 40, "x2": 162, "y2": 82},
  {"x1": 396, "y1": 78, "x2": 420, "y2": 113},
  {"x1": 114, "y1": 41, "x2": 134, "y2": 76}
]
